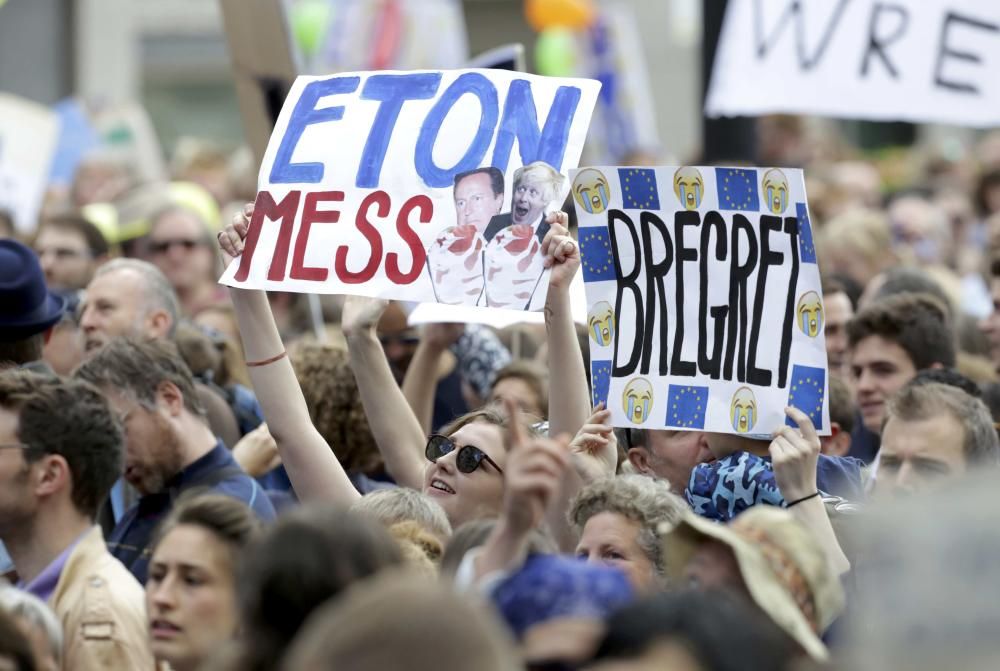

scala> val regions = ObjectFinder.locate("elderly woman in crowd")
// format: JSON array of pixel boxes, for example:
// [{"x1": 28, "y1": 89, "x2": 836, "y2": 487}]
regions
[{"x1": 569, "y1": 474, "x2": 685, "y2": 592}]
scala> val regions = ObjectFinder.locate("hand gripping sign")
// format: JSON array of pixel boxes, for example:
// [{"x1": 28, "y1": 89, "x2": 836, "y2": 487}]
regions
[
  {"x1": 575, "y1": 166, "x2": 830, "y2": 436},
  {"x1": 220, "y1": 69, "x2": 600, "y2": 311}
]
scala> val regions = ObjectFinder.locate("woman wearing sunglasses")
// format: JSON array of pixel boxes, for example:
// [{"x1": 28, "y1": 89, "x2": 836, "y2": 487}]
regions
[{"x1": 218, "y1": 204, "x2": 587, "y2": 529}]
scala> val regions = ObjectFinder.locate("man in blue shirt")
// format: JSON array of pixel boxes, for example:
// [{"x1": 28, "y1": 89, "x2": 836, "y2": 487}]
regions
[{"x1": 75, "y1": 337, "x2": 275, "y2": 583}]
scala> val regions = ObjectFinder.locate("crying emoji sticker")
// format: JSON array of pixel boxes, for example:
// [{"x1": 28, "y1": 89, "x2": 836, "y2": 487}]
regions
[
  {"x1": 588, "y1": 302, "x2": 615, "y2": 347},
  {"x1": 672, "y1": 167, "x2": 704, "y2": 211},
  {"x1": 573, "y1": 169, "x2": 611, "y2": 215},
  {"x1": 796, "y1": 291, "x2": 823, "y2": 337},
  {"x1": 622, "y1": 377, "x2": 654, "y2": 424},
  {"x1": 730, "y1": 387, "x2": 757, "y2": 434},
  {"x1": 761, "y1": 168, "x2": 789, "y2": 214}
]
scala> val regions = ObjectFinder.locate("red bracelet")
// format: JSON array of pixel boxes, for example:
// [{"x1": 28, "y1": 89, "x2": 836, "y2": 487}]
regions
[{"x1": 246, "y1": 350, "x2": 287, "y2": 367}]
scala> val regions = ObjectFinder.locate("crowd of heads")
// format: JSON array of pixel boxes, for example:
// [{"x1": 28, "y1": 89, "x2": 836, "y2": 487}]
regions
[{"x1": 0, "y1": 115, "x2": 999, "y2": 671}]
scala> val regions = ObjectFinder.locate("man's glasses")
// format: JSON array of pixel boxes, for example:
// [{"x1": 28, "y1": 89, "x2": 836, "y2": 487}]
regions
[
  {"x1": 149, "y1": 238, "x2": 202, "y2": 255},
  {"x1": 425, "y1": 434, "x2": 504, "y2": 475}
]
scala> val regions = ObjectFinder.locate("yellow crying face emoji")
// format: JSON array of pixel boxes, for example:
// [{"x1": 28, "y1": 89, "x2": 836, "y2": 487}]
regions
[
  {"x1": 622, "y1": 377, "x2": 654, "y2": 425},
  {"x1": 573, "y1": 169, "x2": 611, "y2": 215},
  {"x1": 730, "y1": 387, "x2": 757, "y2": 434},
  {"x1": 673, "y1": 167, "x2": 704, "y2": 211},
  {"x1": 588, "y1": 302, "x2": 615, "y2": 347},
  {"x1": 762, "y1": 168, "x2": 789, "y2": 214},
  {"x1": 797, "y1": 291, "x2": 823, "y2": 337}
]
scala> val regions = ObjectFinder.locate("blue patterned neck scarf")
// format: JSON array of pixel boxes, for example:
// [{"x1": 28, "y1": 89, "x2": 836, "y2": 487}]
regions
[{"x1": 686, "y1": 452, "x2": 785, "y2": 521}]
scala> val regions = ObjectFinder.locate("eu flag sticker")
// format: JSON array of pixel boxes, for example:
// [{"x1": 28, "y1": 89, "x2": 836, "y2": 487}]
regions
[
  {"x1": 591, "y1": 360, "x2": 612, "y2": 409},
  {"x1": 618, "y1": 168, "x2": 660, "y2": 210},
  {"x1": 786, "y1": 365, "x2": 826, "y2": 430},
  {"x1": 796, "y1": 202, "x2": 817, "y2": 263},
  {"x1": 715, "y1": 167, "x2": 760, "y2": 211},
  {"x1": 666, "y1": 385, "x2": 709, "y2": 429},
  {"x1": 579, "y1": 227, "x2": 616, "y2": 282}
]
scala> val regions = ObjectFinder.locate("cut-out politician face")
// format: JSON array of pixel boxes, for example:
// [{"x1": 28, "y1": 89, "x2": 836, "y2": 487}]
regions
[{"x1": 454, "y1": 169, "x2": 504, "y2": 234}]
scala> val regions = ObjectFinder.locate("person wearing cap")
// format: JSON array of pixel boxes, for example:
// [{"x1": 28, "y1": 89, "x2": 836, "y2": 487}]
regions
[
  {"x1": 662, "y1": 505, "x2": 845, "y2": 662},
  {"x1": 0, "y1": 239, "x2": 67, "y2": 598},
  {"x1": 0, "y1": 371, "x2": 153, "y2": 669},
  {"x1": 688, "y1": 407, "x2": 852, "y2": 580},
  {"x1": 687, "y1": 409, "x2": 866, "y2": 522},
  {"x1": 0, "y1": 240, "x2": 66, "y2": 373}
]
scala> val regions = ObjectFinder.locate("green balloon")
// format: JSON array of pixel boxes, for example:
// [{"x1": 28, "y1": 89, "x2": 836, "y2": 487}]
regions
[
  {"x1": 291, "y1": 0, "x2": 332, "y2": 59},
  {"x1": 535, "y1": 28, "x2": 576, "y2": 77}
]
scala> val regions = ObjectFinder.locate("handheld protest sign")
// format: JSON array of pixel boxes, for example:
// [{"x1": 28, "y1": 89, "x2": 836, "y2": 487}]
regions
[
  {"x1": 573, "y1": 166, "x2": 829, "y2": 436},
  {"x1": 219, "y1": 0, "x2": 298, "y2": 167},
  {"x1": 0, "y1": 94, "x2": 58, "y2": 233},
  {"x1": 219, "y1": 69, "x2": 600, "y2": 311},
  {"x1": 706, "y1": 0, "x2": 1000, "y2": 127}
]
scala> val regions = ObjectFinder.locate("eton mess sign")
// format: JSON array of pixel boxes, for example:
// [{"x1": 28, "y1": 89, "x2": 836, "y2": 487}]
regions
[{"x1": 220, "y1": 69, "x2": 601, "y2": 310}]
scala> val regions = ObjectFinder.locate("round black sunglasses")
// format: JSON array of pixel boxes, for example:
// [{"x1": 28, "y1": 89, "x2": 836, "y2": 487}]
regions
[{"x1": 425, "y1": 434, "x2": 504, "y2": 475}]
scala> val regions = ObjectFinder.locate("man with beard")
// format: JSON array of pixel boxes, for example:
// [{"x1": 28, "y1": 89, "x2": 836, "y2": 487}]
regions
[
  {"x1": 79, "y1": 258, "x2": 244, "y2": 448},
  {"x1": 74, "y1": 337, "x2": 275, "y2": 583},
  {"x1": 0, "y1": 371, "x2": 152, "y2": 668}
]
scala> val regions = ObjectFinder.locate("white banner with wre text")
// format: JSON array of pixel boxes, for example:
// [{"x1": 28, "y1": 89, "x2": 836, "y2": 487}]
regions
[{"x1": 706, "y1": 0, "x2": 1000, "y2": 127}]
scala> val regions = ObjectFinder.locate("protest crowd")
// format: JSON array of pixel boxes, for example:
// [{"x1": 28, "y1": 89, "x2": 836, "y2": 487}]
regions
[{"x1": 3, "y1": 1, "x2": 1000, "y2": 670}]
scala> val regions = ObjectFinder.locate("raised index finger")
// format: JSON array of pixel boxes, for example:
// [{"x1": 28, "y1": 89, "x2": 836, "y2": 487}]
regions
[
  {"x1": 785, "y1": 406, "x2": 818, "y2": 445},
  {"x1": 504, "y1": 397, "x2": 528, "y2": 452}
]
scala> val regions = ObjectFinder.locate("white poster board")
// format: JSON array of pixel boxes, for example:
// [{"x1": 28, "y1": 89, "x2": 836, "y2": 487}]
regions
[
  {"x1": 706, "y1": 0, "x2": 1000, "y2": 127},
  {"x1": 220, "y1": 69, "x2": 600, "y2": 311},
  {"x1": 573, "y1": 165, "x2": 829, "y2": 436},
  {"x1": 0, "y1": 94, "x2": 58, "y2": 232}
]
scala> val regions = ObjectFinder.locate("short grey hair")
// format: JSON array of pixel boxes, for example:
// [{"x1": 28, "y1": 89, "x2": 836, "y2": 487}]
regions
[
  {"x1": 569, "y1": 474, "x2": 685, "y2": 576},
  {"x1": 0, "y1": 584, "x2": 63, "y2": 664},
  {"x1": 93, "y1": 258, "x2": 180, "y2": 336},
  {"x1": 886, "y1": 382, "x2": 1000, "y2": 466},
  {"x1": 351, "y1": 488, "x2": 453, "y2": 541}
]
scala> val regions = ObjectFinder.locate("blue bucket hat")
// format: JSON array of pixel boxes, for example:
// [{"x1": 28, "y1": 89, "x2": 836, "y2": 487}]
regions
[
  {"x1": 491, "y1": 554, "x2": 634, "y2": 640},
  {"x1": 0, "y1": 239, "x2": 66, "y2": 341}
]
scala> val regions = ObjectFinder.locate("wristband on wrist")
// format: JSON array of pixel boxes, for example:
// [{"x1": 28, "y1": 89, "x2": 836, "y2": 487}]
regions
[
  {"x1": 246, "y1": 350, "x2": 287, "y2": 367},
  {"x1": 786, "y1": 491, "x2": 821, "y2": 508}
]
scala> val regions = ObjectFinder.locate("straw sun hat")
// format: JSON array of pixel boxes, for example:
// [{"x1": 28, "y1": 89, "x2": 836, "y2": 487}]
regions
[{"x1": 661, "y1": 506, "x2": 845, "y2": 661}]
